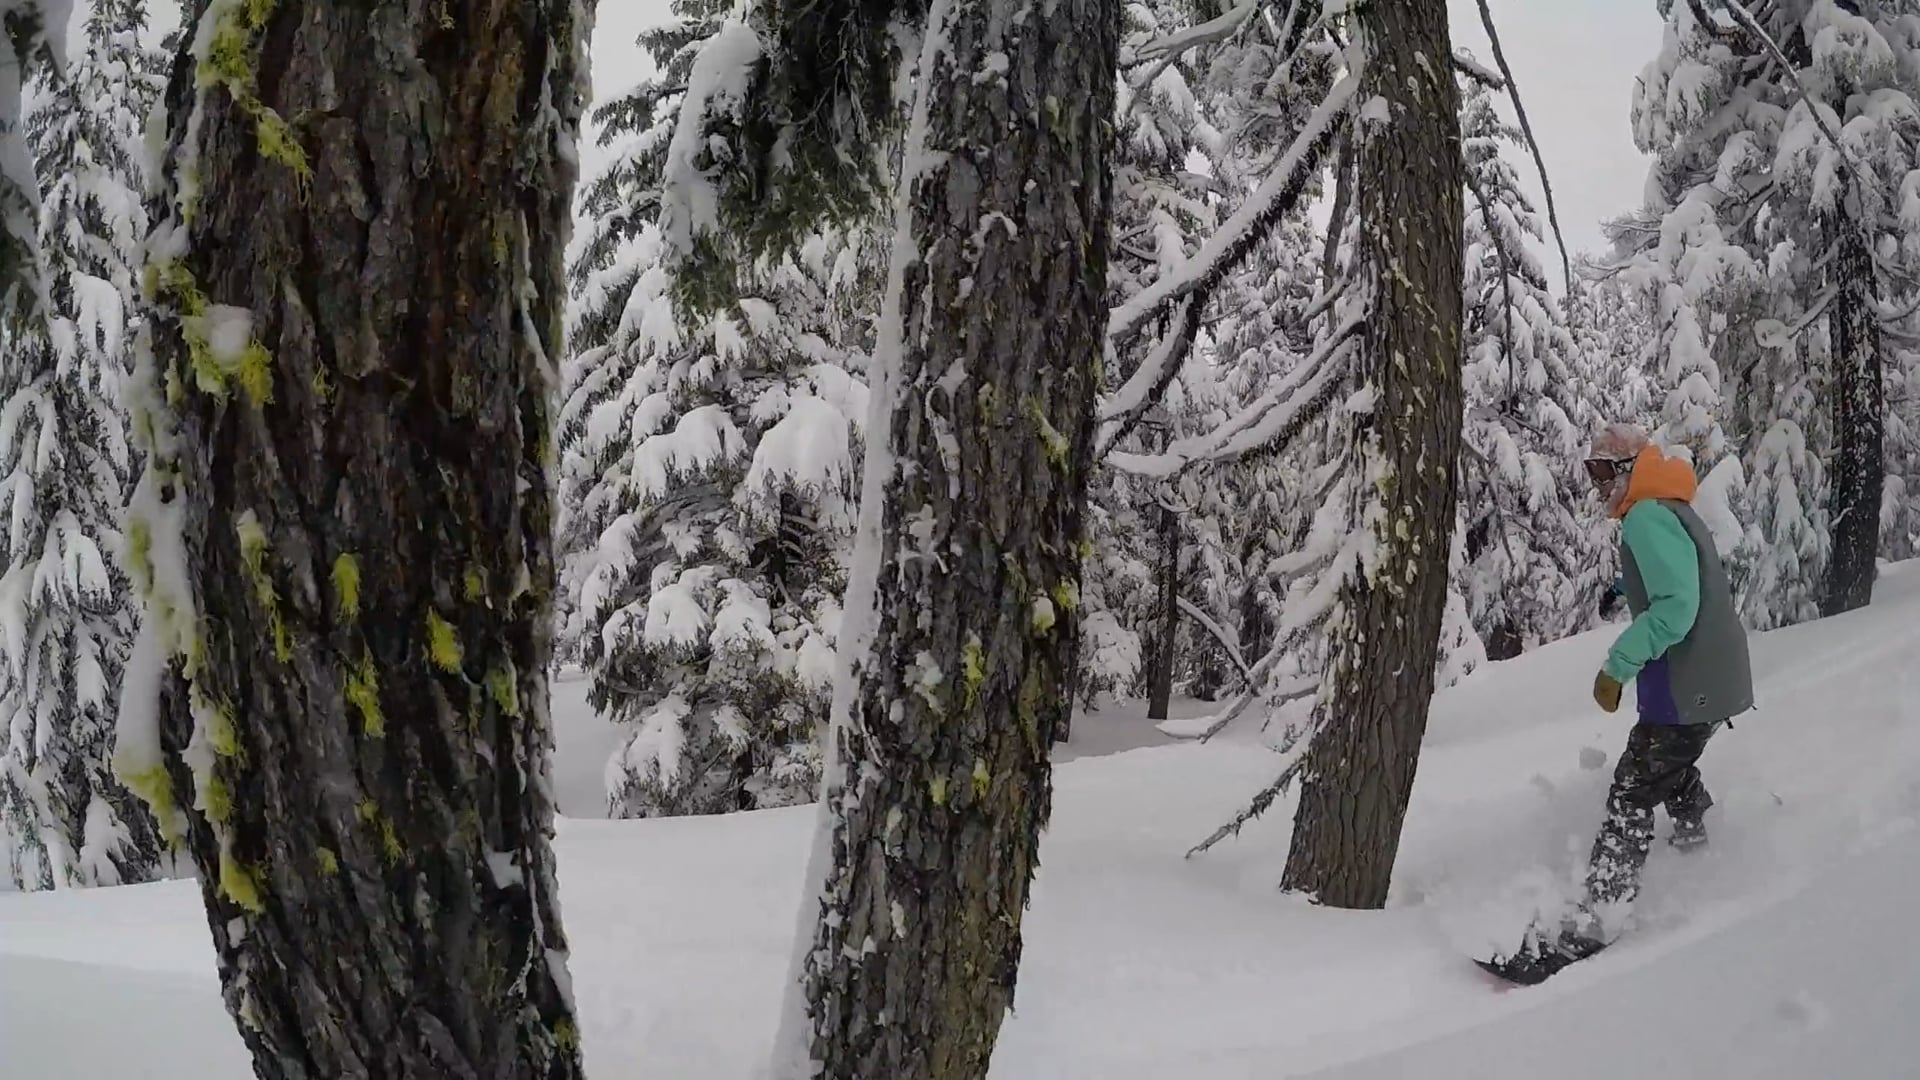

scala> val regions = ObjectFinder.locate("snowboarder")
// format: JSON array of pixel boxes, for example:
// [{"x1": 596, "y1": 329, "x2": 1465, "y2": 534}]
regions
[{"x1": 1486, "y1": 423, "x2": 1755, "y2": 984}]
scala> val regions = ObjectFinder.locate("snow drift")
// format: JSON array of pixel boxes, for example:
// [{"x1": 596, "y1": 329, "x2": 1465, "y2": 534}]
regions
[{"x1": 6, "y1": 566, "x2": 1920, "y2": 1078}]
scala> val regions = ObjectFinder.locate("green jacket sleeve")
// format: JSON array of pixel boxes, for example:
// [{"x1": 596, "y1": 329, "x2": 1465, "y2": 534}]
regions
[{"x1": 1606, "y1": 502, "x2": 1701, "y2": 682}]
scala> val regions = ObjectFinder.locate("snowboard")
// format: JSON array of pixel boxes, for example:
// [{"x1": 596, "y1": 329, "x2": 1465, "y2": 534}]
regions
[{"x1": 1472, "y1": 932, "x2": 1611, "y2": 987}]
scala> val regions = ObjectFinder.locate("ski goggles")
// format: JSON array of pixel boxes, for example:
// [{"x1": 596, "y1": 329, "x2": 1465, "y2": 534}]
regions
[{"x1": 1582, "y1": 456, "x2": 1635, "y2": 488}]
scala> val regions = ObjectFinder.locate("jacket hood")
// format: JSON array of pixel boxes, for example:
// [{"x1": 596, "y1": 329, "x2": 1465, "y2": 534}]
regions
[{"x1": 1612, "y1": 445, "x2": 1698, "y2": 519}]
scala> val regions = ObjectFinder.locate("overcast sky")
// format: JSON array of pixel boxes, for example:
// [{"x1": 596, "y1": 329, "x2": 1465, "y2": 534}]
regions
[{"x1": 587, "y1": 0, "x2": 1665, "y2": 258}]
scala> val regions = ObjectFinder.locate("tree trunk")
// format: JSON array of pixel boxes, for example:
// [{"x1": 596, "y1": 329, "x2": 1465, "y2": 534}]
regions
[
  {"x1": 1280, "y1": 0, "x2": 1464, "y2": 910},
  {"x1": 127, "y1": 4, "x2": 591, "y2": 1075},
  {"x1": 1147, "y1": 496, "x2": 1180, "y2": 721},
  {"x1": 775, "y1": 0, "x2": 1115, "y2": 1072},
  {"x1": 1822, "y1": 215, "x2": 1883, "y2": 617}
]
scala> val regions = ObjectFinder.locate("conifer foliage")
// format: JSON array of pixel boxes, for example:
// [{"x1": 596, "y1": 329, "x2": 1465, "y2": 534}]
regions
[
  {"x1": 1457, "y1": 81, "x2": 1599, "y2": 658},
  {"x1": 0, "y1": 0, "x2": 163, "y2": 890},
  {"x1": 560, "y1": 6, "x2": 875, "y2": 818}
]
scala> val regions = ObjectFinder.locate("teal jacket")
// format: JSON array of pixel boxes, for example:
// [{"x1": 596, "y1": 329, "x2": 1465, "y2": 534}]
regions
[
  {"x1": 1604, "y1": 501, "x2": 1698, "y2": 683},
  {"x1": 1606, "y1": 499, "x2": 1754, "y2": 724}
]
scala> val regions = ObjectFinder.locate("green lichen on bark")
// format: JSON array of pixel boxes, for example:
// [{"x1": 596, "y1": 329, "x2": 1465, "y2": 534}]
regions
[
  {"x1": 218, "y1": 848, "x2": 266, "y2": 913},
  {"x1": 206, "y1": 696, "x2": 241, "y2": 758},
  {"x1": 356, "y1": 798, "x2": 403, "y2": 864},
  {"x1": 345, "y1": 651, "x2": 383, "y2": 737},
  {"x1": 203, "y1": 773, "x2": 234, "y2": 823},
  {"x1": 1029, "y1": 597, "x2": 1056, "y2": 635},
  {"x1": 120, "y1": 766, "x2": 183, "y2": 847},
  {"x1": 235, "y1": 512, "x2": 290, "y2": 661},
  {"x1": 486, "y1": 663, "x2": 520, "y2": 718},
  {"x1": 1051, "y1": 578, "x2": 1080, "y2": 612},
  {"x1": 1026, "y1": 395, "x2": 1071, "y2": 467},
  {"x1": 195, "y1": 0, "x2": 309, "y2": 182},
  {"x1": 962, "y1": 634, "x2": 986, "y2": 710},
  {"x1": 425, "y1": 610, "x2": 462, "y2": 673},
  {"x1": 331, "y1": 553, "x2": 361, "y2": 621}
]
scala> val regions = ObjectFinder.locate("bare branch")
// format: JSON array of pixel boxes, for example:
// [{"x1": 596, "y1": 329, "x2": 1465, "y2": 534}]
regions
[
  {"x1": 1475, "y1": 0, "x2": 1572, "y2": 291},
  {"x1": 1320, "y1": 130, "x2": 1354, "y2": 287}
]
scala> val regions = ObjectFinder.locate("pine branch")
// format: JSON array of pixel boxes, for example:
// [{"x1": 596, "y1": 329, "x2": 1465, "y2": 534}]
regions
[
  {"x1": 1098, "y1": 296, "x2": 1203, "y2": 457},
  {"x1": 1185, "y1": 752, "x2": 1309, "y2": 858},
  {"x1": 1466, "y1": 160, "x2": 1521, "y2": 401},
  {"x1": 1452, "y1": 51, "x2": 1504, "y2": 89},
  {"x1": 1176, "y1": 594, "x2": 1255, "y2": 688},
  {"x1": 1131, "y1": 0, "x2": 1256, "y2": 64},
  {"x1": 1106, "y1": 69, "x2": 1359, "y2": 349},
  {"x1": 1105, "y1": 315, "x2": 1361, "y2": 477},
  {"x1": 1717, "y1": 0, "x2": 1861, "y2": 187},
  {"x1": 1474, "y1": 0, "x2": 1571, "y2": 291}
]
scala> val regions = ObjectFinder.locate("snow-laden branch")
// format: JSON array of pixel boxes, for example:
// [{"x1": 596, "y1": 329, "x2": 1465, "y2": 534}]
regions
[
  {"x1": 1718, "y1": 0, "x2": 1862, "y2": 188},
  {"x1": 1106, "y1": 71, "x2": 1360, "y2": 348},
  {"x1": 1132, "y1": 0, "x2": 1256, "y2": 64},
  {"x1": 1475, "y1": 0, "x2": 1572, "y2": 291},
  {"x1": 1175, "y1": 595, "x2": 1255, "y2": 688},
  {"x1": 1096, "y1": 296, "x2": 1201, "y2": 456},
  {"x1": 1467, "y1": 163, "x2": 1521, "y2": 396},
  {"x1": 1452, "y1": 51, "x2": 1505, "y2": 89},
  {"x1": 1106, "y1": 316, "x2": 1361, "y2": 477}
]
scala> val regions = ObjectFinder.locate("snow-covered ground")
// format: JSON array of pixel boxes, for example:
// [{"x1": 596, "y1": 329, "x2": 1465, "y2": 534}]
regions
[{"x1": 8, "y1": 566, "x2": 1920, "y2": 1078}]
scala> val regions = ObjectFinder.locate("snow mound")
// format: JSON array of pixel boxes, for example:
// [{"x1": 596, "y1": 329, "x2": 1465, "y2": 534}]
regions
[{"x1": 7, "y1": 566, "x2": 1920, "y2": 1078}]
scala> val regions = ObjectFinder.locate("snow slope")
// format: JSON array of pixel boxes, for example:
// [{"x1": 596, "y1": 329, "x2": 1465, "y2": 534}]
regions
[{"x1": 7, "y1": 566, "x2": 1920, "y2": 1078}]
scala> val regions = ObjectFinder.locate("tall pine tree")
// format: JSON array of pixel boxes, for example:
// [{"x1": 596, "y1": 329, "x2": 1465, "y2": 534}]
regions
[
  {"x1": 116, "y1": 2, "x2": 592, "y2": 1073},
  {"x1": 0, "y1": 0, "x2": 164, "y2": 890},
  {"x1": 1456, "y1": 81, "x2": 1598, "y2": 659}
]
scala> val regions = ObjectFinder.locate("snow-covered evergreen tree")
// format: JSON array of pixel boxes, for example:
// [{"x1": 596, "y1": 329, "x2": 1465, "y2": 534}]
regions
[
  {"x1": 1623, "y1": 0, "x2": 1920, "y2": 622},
  {"x1": 1456, "y1": 81, "x2": 1600, "y2": 658},
  {"x1": 557, "y1": 1, "x2": 726, "y2": 661},
  {"x1": 0, "y1": 0, "x2": 74, "y2": 326},
  {"x1": 0, "y1": 0, "x2": 162, "y2": 890},
  {"x1": 560, "y1": 6, "x2": 877, "y2": 817}
]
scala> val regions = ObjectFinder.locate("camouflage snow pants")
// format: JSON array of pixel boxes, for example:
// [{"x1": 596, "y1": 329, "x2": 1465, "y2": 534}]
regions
[{"x1": 1585, "y1": 720, "x2": 1721, "y2": 905}]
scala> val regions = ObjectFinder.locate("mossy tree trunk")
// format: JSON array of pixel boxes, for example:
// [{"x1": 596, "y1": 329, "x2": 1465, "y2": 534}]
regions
[
  {"x1": 1280, "y1": 0, "x2": 1465, "y2": 910},
  {"x1": 124, "y1": 2, "x2": 593, "y2": 1075},
  {"x1": 775, "y1": 0, "x2": 1116, "y2": 1072}
]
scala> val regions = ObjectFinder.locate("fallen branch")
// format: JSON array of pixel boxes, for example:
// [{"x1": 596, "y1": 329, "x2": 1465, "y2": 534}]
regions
[{"x1": 1186, "y1": 749, "x2": 1311, "y2": 858}]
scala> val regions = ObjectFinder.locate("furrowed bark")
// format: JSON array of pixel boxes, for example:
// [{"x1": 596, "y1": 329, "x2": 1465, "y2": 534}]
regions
[
  {"x1": 783, "y1": 0, "x2": 1116, "y2": 1072},
  {"x1": 130, "y1": 2, "x2": 593, "y2": 1075},
  {"x1": 1823, "y1": 215, "x2": 1883, "y2": 617},
  {"x1": 1280, "y1": 0, "x2": 1465, "y2": 910}
]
